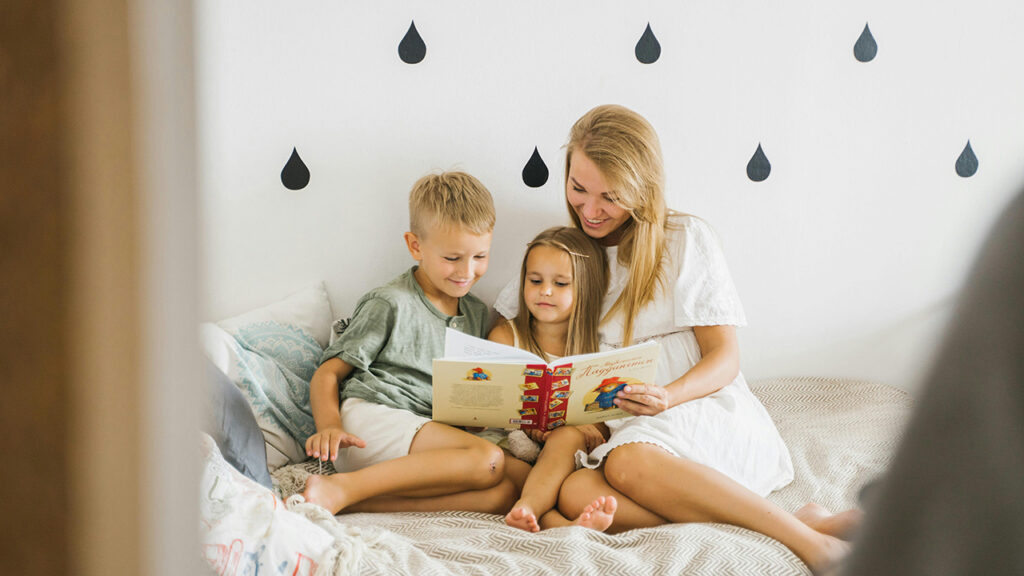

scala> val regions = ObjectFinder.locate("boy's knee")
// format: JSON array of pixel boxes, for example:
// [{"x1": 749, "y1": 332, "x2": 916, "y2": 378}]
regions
[{"x1": 467, "y1": 442, "x2": 506, "y2": 488}]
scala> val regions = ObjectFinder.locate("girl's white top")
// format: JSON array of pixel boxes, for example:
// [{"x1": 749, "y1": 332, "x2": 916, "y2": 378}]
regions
[{"x1": 494, "y1": 213, "x2": 793, "y2": 496}]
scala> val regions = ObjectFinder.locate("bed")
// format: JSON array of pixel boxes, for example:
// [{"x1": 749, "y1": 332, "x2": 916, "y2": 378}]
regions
[{"x1": 199, "y1": 285, "x2": 912, "y2": 575}]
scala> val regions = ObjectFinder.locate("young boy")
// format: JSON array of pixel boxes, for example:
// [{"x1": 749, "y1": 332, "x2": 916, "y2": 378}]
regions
[{"x1": 303, "y1": 171, "x2": 529, "y2": 515}]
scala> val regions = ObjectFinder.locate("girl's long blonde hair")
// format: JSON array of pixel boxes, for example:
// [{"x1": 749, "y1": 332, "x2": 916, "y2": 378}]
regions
[
  {"x1": 513, "y1": 226, "x2": 608, "y2": 358},
  {"x1": 565, "y1": 104, "x2": 671, "y2": 346}
]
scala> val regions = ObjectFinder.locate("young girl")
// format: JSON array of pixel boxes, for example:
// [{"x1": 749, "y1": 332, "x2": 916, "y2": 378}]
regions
[{"x1": 488, "y1": 226, "x2": 619, "y2": 532}]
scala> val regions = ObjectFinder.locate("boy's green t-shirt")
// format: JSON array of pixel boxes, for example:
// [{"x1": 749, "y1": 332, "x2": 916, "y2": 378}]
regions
[{"x1": 320, "y1": 267, "x2": 490, "y2": 418}]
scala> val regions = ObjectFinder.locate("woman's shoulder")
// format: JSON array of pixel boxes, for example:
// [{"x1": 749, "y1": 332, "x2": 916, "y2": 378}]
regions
[
  {"x1": 666, "y1": 211, "x2": 719, "y2": 245},
  {"x1": 667, "y1": 210, "x2": 710, "y2": 230}
]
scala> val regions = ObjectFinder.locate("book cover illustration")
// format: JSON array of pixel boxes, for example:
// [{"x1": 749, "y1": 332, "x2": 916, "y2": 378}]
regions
[
  {"x1": 583, "y1": 376, "x2": 641, "y2": 413},
  {"x1": 433, "y1": 329, "x2": 659, "y2": 431}
]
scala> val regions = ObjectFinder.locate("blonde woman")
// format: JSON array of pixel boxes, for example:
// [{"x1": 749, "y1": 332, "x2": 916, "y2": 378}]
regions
[
  {"x1": 488, "y1": 226, "x2": 618, "y2": 532},
  {"x1": 494, "y1": 105, "x2": 859, "y2": 573}
]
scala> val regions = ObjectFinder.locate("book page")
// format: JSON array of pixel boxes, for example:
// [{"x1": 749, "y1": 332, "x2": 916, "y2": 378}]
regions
[
  {"x1": 442, "y1": 328, "x2": 542, "y2": 363},
  {"x1": 432, "y1": 332, "x2": 660, "y2": 430},
  {"x1": 557, "y1": 340, "x2": 658, "y2": 367},
  {"x1": 432, "y1": 359, "x2": 536, "y2": 428}
]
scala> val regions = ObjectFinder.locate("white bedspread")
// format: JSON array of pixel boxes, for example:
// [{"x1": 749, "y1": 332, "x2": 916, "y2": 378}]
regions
[{"x1": 201, "y1": 377, "x2": 911, "y2": 575}]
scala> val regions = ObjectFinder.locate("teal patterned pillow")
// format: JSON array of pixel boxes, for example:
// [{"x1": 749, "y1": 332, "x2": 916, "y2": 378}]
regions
[
  {"x1": 229, "y1": 321, "x2": 319, "y2": 450},
  {"x1": 203, "y1": 284, "x2": 334, "y2": 470}
]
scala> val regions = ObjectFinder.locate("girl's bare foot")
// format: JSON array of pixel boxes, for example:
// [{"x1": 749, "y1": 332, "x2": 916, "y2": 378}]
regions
[
  {"x1": 573, "y1": 495, "x2": 617, "y2": 532},
  {"x1": 505, "y1": 502, "x2": 541, "y2": 532},
  {"x1": 795, "y1": 503, "x2": 863, "y2": 540},
  {"x1": 301, "y1": 474, "x2": 348, "y2": 515}
]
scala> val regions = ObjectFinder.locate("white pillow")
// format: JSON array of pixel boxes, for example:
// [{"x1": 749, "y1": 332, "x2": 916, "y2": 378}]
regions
[
  {"x1": 202, "y1": 283, "x2": 334, "y2": 471},
  {"x1": 217, "y1": 283, "x2": 334, "y2": 350}
]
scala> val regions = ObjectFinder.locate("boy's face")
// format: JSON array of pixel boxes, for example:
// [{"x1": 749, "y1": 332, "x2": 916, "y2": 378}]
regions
[{"x1": 404, "y1": 225, "x2": 492, "y2": 301}]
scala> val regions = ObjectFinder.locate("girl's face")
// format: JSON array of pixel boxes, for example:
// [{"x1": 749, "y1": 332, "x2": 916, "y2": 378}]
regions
[
  {"x1": 566, "y1": 150, "x2": 631, "y2": 244},
  {"x1": 523, "y1": 245, "x2": 575, "y2": 327}
]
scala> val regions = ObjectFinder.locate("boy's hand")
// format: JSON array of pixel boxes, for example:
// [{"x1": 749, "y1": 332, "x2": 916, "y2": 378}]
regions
[{"x1": 305, "y1": 427, "x2": 366, "y2": 462}]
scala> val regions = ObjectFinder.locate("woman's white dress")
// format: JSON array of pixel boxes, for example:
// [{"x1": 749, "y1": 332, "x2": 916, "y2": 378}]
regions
[{"x1": 494, "y1": 214, "x2": 793, "y2": 496}]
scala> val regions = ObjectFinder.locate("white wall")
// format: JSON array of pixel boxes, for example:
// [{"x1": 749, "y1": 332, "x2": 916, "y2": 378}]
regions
[{"x1": 197, "y1": 1, "x2": 1024, "y2": 392}]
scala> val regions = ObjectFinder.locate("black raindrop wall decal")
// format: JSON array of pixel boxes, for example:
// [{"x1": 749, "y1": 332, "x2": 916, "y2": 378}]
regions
[
  {"x1": 854, "y1": 23, "x2": 877, "y2": 62},
  {"x1": 522, "y1": 147, "x2": 549, "y2": 188},
  {"x1": 281, "y1": 147, "x2": 310, "y2": 190},
  {"x1": 746, "y1": 144, "x2": 771, "y2": 182},
  {"x1": 956, "y1": 140, "x2": 979, "y2": 178},
  {"x1": 635, "y1": 23, "x2": 661, "y2": 64},
  {"x1": 398, "y1": 21, "x2": 426, "y2": 64}
]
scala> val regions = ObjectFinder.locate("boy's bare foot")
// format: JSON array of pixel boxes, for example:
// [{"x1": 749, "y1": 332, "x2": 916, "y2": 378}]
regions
[
  {"x1": 505, "y1": 502, "x2": 541, "y2": 532},
  {"x1": 795, "y1": 503, "x2": 863, "y2": 541},
  {"x1": 301, "y1": 474, "x2": 348, "y2": 515},
  {"x1": 573, "y1": 495, "x2": 617, "y2": 532}
]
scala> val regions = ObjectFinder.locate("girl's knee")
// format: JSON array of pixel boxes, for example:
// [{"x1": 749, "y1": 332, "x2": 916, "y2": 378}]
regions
[
  {"x1": 545, "y1": 426, "x2": 586, "y2": 451},
  {"x1": 558, "y1": 468, "x2": 604, "y2": 518}
]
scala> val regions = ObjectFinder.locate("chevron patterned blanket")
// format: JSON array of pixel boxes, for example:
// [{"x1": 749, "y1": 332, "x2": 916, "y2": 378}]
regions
[{"x1": 202, "y1": 378, "x2": 911, "y2": 575}]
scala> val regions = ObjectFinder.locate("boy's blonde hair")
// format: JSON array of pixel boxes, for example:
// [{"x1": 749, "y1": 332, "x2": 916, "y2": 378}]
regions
[
  {"x1": 408, "y1": 171, "x2": 495, "y2": 237},
  {"x1": 564, "y1": 104, "x2": 673, "y2": 346},
  {"x1": 513, "y1": 226, "x2": 608, "y2": 358}
]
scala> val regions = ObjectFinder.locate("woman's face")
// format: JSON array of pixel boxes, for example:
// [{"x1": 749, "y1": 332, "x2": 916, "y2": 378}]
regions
[{"x1": 566, "y1": 150, "x2": 631, "y2": 244}]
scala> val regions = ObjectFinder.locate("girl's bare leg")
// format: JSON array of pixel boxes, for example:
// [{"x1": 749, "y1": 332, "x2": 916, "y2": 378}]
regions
[
  {"x1": 552, "y1": 468, "x2": 667, "y2": 531},
  {"x1": 505, "y1": 426, "x2": 587, "y2": 532},
  {"x1": 302, "y1": 422, "x2": 506, "y2": 514},
  {"x1": 560, "y1": 443, "x2": 851, "y2": 574}
]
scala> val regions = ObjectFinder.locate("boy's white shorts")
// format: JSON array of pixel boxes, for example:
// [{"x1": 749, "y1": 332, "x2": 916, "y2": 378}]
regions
[{"x1": 332, "y1": 397, "x2": 430, "y2": 473}]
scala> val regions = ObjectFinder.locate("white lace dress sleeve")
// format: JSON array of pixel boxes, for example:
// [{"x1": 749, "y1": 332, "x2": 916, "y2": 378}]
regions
[
  {"x1": 673, "y1": 216, "x2": 747, "y2": 327},
  {"x1": 493, "y1": 276, "x2": 520, "y2": 319}
]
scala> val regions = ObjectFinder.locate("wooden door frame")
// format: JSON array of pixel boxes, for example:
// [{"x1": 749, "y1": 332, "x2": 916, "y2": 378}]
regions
[{"x1": 2, "y1": 1, "x2": 200, "y2": 574}]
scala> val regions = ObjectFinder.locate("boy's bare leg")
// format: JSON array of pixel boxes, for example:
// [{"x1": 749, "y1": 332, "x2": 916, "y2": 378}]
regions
[
  {"x1": 347, "y1": 474, "x2": 518, "y2": 514},
  {"x1": 344, "y1": 455, "x2": 531, "y2": 515},
  {"x1": 559, "y1": 443, "x2": 852, "y2": 575},
  {"x1": 505, "y1": 426, "x2": 587, "y2": 532},
  {"x1": 302, "y1": 422, "x2": 506, "y2": 514}
]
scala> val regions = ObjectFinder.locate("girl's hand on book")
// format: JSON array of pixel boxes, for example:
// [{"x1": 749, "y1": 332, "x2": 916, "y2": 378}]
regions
[
  {"x1": 305, "y1": 426, "x2": 366, "y2": 462},
  {"x1": 528, "y1": 429, "x2": 550, "y2": 443},
  {"x1": 575, "y1": 424, "x2": 608, "y2": 452},
  {"x1": 614, "y1": 384, "x2": 670, "y2": 416}
]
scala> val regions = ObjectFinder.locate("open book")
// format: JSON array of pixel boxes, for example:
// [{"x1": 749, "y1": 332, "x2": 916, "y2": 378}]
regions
[{"x1": 432, "y1": 329, "x2": 659, "y2": 432}]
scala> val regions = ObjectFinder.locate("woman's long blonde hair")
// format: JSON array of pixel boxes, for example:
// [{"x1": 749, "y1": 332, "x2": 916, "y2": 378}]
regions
[
  {"x1": 565, "y1": 104, "x2": 671, "y2": 346},
  {"x1": 513, "y1": 227, "x2": 608, "y2": 358}
]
